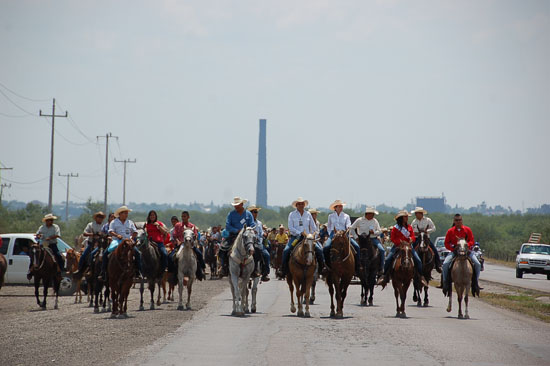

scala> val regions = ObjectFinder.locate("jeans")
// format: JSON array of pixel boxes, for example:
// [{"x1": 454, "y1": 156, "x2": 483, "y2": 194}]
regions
[
  {"x1": 322, "y1": 236, "x2": 360, "y2": 262},
  {"x1": 49, "y1": 243, "x2": 65, "y2": 271},
  {"x1": 413, "y1": 237, "x2": 442, "y2": 266},
  {"x1": 371, "y1": 238, "x2": 386, "y2": 269},
  {"x1": 384, "y1": 245, "x2": 422, "y2": 273},
  {"x1": 442, "y1": 252, "x2": 481, "y2": 284},
  {"x1": 78, "y1": 243, "x2": 93, "y2": 270},
  {"x1": 283, "y1": 236, "x2": 325, "y2": 271},
  {"x1": 193, "y1": 246, "x2": 206, "y2": 269},
  {"x1": 260, "y1": 245, "x2": 270, "y2": 275},
  {"x1": 152, "y1": 240, "x2": 168, "y2": 273}
]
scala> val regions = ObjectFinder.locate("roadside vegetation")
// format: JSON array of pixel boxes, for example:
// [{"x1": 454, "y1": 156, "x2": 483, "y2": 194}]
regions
[{"x1": 479, "y1": 285, "x2": 550, "y2": 323}]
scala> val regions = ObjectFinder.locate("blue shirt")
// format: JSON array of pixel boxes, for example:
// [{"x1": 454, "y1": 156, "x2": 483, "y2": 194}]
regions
[
  {"x1": 226, "y1": 210, "x2": 255, "y2": 234},
  {"x1": 254, "y1": 219, "x2": 263, "y2": 240}
]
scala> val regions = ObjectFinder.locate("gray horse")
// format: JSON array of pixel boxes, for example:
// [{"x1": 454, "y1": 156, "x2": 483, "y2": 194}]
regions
[
  {"x1": 137, "y1": 230, "x2": 164, "y2": 310},
  {"x1": 176, "y1": 229, "x2": 197, "y2": 310},
  {"x1": 229, "y1": 227, "x2": 256, "y2": 316}
]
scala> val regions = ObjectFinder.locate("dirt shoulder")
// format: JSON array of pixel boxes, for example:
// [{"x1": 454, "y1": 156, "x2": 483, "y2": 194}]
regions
[{"x1": 0, "y1": 278, "x2": 226, "y2": 366}]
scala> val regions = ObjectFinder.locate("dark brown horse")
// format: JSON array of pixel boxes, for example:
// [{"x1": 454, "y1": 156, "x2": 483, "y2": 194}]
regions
[
  {"x1": 325, "y1": 230, "x2": 355, "y2": 318},
  {"x1": 108, "y1": 239, "x2": 136, "y2": 318},
  {"x1": 88, "y1": 234, "x2": 111, "y2": 313},
  {"x1": 391, "y1": 241, "x2": 414, "y2": 318},
  {"x1": 273, "y1": 242, "x2": 285, "y2": 280},
  {"x1": 287, "y1": 233, "x2": 317, "y2": 317},
  {"x1": 357, "y1": 233, "x2": 380, "y2": 306},
  {"x1": 0, "y1": 253, "x2": 7, "y2": 291},
  {"x1": 30, "y1": 242, "x2": 61, "y2": 310},
  {"x1": 204, "y1": 239, "x2": 219, "y2": 279},
  {"x1": 413, "y1": 232, "x2": 435, "y2": 307}
]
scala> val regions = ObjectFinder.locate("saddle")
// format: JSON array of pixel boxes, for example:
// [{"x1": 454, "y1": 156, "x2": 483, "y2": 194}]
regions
[{"x1": 42, "y1": 247, "x2": 61, "y2": 272}]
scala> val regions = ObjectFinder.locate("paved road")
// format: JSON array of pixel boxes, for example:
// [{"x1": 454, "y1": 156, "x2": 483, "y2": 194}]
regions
[
  {"x1": 481, "y1": 263, "x2": 550, "y2": 293},
  {"x1": 127, "y1": 277, "x2": 550, "y2": 366}
]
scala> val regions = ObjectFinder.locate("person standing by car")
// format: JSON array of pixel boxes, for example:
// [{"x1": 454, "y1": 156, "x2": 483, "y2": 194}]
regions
[
  {"x1": 410, "y1": 207, "x2": 442, "y2": 273},
  {"x1": 29, "y1": 214, "x2": 65, "y2": 279}
]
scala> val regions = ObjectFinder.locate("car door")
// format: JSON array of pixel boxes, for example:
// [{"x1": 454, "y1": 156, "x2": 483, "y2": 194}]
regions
[{"x1": 8, "y1": 237, "x2": 32, "y2": 283}]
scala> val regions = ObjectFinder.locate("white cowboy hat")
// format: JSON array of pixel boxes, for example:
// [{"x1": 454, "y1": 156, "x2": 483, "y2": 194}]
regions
[
  {"x1": 42, "y1": 213, "x2": 57, "y2": 222},
  {"x1": 329, "y1": 199, "x2": 346, "y2": 211},
  {"x1": 411, "y1": 206, "x2": 428, "y2": 215},
  {"x1": 364, "y1": 207, "x2": 379, "y2": 215},
  {"x1": 279, "y1": 224, "x2": 285, "y2": 229},
  {"x1": 230, "y1": 196, "x2": 248, "y2": 206},
  {"x1": 308, "y1": 208, "x2": 320, "y2": 214},
  {"x1": 291, "y1": 197, "x2": 309, "y2": 208},
  {"x1": 247, "y1": 205, "x2": 261, "y2": 211},
  {"x1": 114, "y1": 205, "x2": 132, "y2": 218},
  {"x1": 93, "y1": 211, "x2": 106, "y2": 219},
  {"x1": 394, "y1": 210, "x2": 411, "y2": 220}
]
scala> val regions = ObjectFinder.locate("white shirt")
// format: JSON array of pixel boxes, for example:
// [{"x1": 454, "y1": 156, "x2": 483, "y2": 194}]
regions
[
  {"x1": 350, "y1": 217, "x2": 381, "y2": 239},
  {"x1": 254, "y1": 219, "x2": 264, "y2": 240},
  {"x1": 288, "y1": 210, "x2": 317, "y2": 236},
  {"x1": 327, "y1": 211, "x2": 351, "y2": 234},
  {"x1": 109, "y1": 218, "x2": 137, "y2": 239},
  {"x1": 411, "y1": 217, "x2": 436, "y2": 235}
]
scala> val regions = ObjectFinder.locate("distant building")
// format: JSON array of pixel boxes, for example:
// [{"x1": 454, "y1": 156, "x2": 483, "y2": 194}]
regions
[{"x1": 416, "y1": 195, "x2": 447, "y2": 213}]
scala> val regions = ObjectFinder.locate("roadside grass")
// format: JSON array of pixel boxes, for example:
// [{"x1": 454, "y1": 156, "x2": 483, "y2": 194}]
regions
[{"x1": 485, "y1": 258, "x2": 515, "y2": 268}]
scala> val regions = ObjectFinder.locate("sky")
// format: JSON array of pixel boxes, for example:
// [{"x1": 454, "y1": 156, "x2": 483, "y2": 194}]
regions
[{"x1": 1, "y1": 0, "x2": 549, "y2": 211}]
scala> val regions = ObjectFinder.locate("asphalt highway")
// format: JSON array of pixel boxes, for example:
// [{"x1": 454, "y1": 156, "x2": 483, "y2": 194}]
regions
[{"x1": 481, "y1": 262, "x2": 550, "y2": 293}]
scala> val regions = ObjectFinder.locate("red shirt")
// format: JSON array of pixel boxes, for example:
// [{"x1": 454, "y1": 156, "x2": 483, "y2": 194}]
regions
[
  {"x1": 444, "y1": 225, "x2": 475, "y2": 251},
  {"x1": 173, "y1": 221, "x2": 198, "y2": 242},
  {"x1": 390, "y1": 225, "x2": 415, "y2": 246},
  {"x1": 145, "y1": 221, "x2": 167, "y2": 243}
]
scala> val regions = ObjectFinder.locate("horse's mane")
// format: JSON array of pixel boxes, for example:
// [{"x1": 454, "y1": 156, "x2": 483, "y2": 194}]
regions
[{"x1": 231, "y1": 227, "x2": 246, "y2": 253}]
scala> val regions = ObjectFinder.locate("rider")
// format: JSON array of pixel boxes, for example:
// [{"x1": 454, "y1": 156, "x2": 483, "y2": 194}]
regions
[
  {"x1": 349, "y1": 207, "x2": 386, "y2": 276},
  {"x1": 442, "y1": 214, "x2": 481, "y2": 296},
  {"x1": 248, "y1": 205, "x2": 270, "y2": 282},
  {"x1": 282, "y1": 197, "x2": 325, "y2": 276},
  {"x1": 73, "y1": 211, "x2": 106, "y2": 276},
  {"x1": 101, "y1": 212, "x2": 115, "y2": 234},
  {"x1": 376, "y1": 210, "x2": 429, "y2": 288},
  {"x1": 99, "y1": 206, "x2": 142, "y2": 280},
  {"x1": 308, "y1": 208, "x2": 321, "y2": 230},
  {"x1": 144, "y1": 210, "x2": 170, "y2": 274},
  {"x1": 275, "y1": 225, "x2": 288, "y2": 246},
  {"x1": 322, "y1": 199, "x2": 360, "y2": 274},
  {"x1": 171, "y1": 211, "x2": 206, "y2": 280},
  {"x1": 28, "y1": 214, "x2": 65, "y2": 279},
  {"x1": 411, "y1": 207, "x2": 442, "y2": 273},
  {"x1": 219, "y1": 196, "x2": 255, "y2": 277}
]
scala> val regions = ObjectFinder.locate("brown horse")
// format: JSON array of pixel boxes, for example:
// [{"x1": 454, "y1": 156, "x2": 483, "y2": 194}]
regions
[
  {"x1": 108, "y1": 239, "x2": 136, "y2": 318},
  {"x1": 413, "y1": 232, "x2": 435, "y2": 307},
  {"x1": 0, "y1": 253, "x2": 7, "y2": 291},
  {"x1": 204, "y1": 239, "x2": 219, "y2": 279},
  {"x1": 273, "y1": 242, "x2": 285, "y2": 279},
  {"x1": 325, "y1": 230, "x2": 355, "y2": 318},
  {"x1": 287, "y1": 233, "x2": 317, "y2": 317},
  {"x1": 391, "y1": 241, "x2": 414, "y2": 318},
  {"x1": 88, "y1": 234, "x2": 111, "y2": 313},
  {"x1": 65, "y1": 248, "x2": 85, "y2": 304},
  {"x1": 30, "y1": 243, "x2": 61, "y2": 310},
  {"x1": 357, "y1": 233, "x2": 381, "y2": 306},
  {"x1": 446, "y1": 239, "x2": 473, "y2": 319}
]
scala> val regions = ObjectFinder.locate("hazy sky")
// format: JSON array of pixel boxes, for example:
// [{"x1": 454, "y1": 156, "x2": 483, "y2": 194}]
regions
[{"x1": 1, "y1": 0, "x2": 549, "y2": 210}]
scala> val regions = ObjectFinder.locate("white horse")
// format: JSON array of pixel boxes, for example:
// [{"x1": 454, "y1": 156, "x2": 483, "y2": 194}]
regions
[
  {"x1": 244, "y1": 276, "x2": 260, "y2": 314},
  {"x1": 229, "y1": 226, "x2": 256, "y2": 316},
  {"x1": 176, "y1": 229, "x2": 197, "y2": 311}
]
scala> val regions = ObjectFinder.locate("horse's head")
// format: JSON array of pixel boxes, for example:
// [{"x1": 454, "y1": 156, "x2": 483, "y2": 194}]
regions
[
  {"x1": 116, "y1": 239, "x2": 135, "y2": 266},
  {"x1": 30, "y1": 242, "x2": 42, "y2": 271},
  {"x1": 456, "y1": 238, "x2": 469, "y2": 257},
  {"x1": 65, "y1": 249, "x2": 78, "y2": 273},
  {"x1": 397, "y1": 241, "x2": 413, "y2": 269},
  {"x1": 183, "y1": 229, "x2": 196, "y2": 248},
  {"x1": 330, "y1": 230, "x2": 350, "y2": 262},
  {"x1": 302, "y1": 233, "x2": 317, "y2": 266},
  {"x1": 357, "y1": 232, "x2": 371, "y2": 249},
  {"x1": 418, "y1": 232, "x2": 429, "y2": 251},
  {"x1": 241, "y1": 227, "x2": 257, "y2": 256}
]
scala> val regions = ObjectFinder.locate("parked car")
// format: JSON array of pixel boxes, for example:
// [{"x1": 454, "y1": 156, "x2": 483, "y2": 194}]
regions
[
  {"x1": 0, "y1": 233, "x2": 78, "y2": 295},
  {"x1": 434, "y1": 236, "x2": 451, "y2": 262},
  {"x1": 515, "y1": 243, "x2": 550, "y2": 280}
]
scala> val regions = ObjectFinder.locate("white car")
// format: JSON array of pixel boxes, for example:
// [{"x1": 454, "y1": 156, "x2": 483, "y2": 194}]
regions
[
  {"x1": 515, "y1": 243, "x2": 550, "y2": 280},
  {"x1": 0, "y1": 233, "x2": 78, "y2": 295},
  {"x1": 434, "y1": 236, "x2": 451, "y2": 262}
]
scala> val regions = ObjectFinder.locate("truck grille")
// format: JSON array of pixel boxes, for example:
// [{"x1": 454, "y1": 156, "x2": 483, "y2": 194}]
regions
[{"x1": 528, "y1": 259, "x2": 547, "y2": 266}]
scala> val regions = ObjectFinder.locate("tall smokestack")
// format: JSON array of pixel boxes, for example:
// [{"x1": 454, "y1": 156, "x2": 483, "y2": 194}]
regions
[{"x1": 256, "y1": 119, "x2": 267, "y2": 207}]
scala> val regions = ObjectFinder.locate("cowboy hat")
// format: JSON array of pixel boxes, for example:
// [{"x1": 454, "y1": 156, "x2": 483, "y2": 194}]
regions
[
  {"x1": 411, "y1": 206, "x2": 428, "y2": 215},
  {"x1": 364, "y1": 207, "x2": 379, "y2": 215},
  {"x1": 230, "y1": 196, "x2": 248, "y2": 206},
  {"x1": 394, "y1": 210, "x2": 411, "y2": 220},
  {"x1": 329, "y1": 199, "x2": 346, "y2": 211},
  {"x1": 291, "y1": 197, "x2": 309, "y2": 208},
  {"x1": 42, "y1": 213, "x2": 57, "y2": 222},
  {"x1": 308, "y1": 208, "x2": 320, "y2": 214},
  {"x1": 114, "y1": 205, "x2": 132, "y2": 218},
  {"x1": 247, "y1": 205, "x2": 261, "y2": 211},
  {"x1": 279, "y1": 224, "x2": 285, "y2": 229},
  {"x1": 93, "y1": 211, "x2": 106, "y2": 219}
]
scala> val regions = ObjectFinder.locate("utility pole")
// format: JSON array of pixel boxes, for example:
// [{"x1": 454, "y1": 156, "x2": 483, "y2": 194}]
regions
[
  {"x1": 40, "y1": 98, "x2": 68, "y2": 213},
  {"x1": 58, "y1": 172, "x2": 78, "y2": 221},
  {"x1": 96, "y1": 133, "x2": 118, "y2": 214},
  {"x1": 0, "y1": 165, "x2": 13, "y2": 206},
  {"x1": 114, "y1": 158, "x2": 136, "y2": 206}
]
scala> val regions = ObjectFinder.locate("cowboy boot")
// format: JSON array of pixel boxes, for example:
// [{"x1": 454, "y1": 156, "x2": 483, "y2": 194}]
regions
[{"x1": 376, "y1": 272, "x2": 390, "y2": 289}]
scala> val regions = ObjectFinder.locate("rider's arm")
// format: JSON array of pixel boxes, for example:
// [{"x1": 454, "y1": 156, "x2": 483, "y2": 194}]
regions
[
  {"x1": 465, "y1": 227, "x2": 475, "y2": 250},
  {"x1": 288, "y1": 212, "x2": 301, "y2": 237},
  {"x1": 349, "y1": 217, "x2": 360, "y2": 238},
  {"x1": 225, "y1": 212, "x2": 239, "y2": 234},
  {"x1": 427, "y1": 218, "x2": 436, "y2": 234},
  {"x1": 83, "y1": 222, "x2": 94, "y2": 237},
  {"x1": 444, "y1": 228, "x2": 455, "y2": 251}
]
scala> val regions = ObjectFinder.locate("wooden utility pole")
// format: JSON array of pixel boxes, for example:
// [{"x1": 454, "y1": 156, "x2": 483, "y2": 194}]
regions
[
  {"x1": 58, "y1": 172, "x2": 78, "y2": 221},
  {"x1": 96, "y1": 133, "x2": 118, "y2": 214},
  {"x1": 114, "y1": 158, "x2": 136, "y2": 206},
  {"x1": 40, "y1": 98, "x2": 68, "y2": 213},
  {"x1": 0, "y1": 165, "x2": 13, "y2": 206}
]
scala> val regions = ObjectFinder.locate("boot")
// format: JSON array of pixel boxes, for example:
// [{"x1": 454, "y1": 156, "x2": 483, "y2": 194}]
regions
[
  {"x1": 471, "y1": 271, "x2": 480, "y2": 297},
  {"x1": 418, "y1": 273, "x2": 429, "y2": 287},
  {"x1": 196, "y1": 267, "x2": 205, "y2": 281},
  {"x1": 435, "y1": 264, "x2": 442, "y2": 273},
  {"x1": 376, "y1": 272, "x2": 390, "y2": 289},
  {"x1": 261, "y1": 274, "x2": 270, "y2": 282},
  {"x1": 27, "y1": 270, "x2": 33, "y2": 281}
]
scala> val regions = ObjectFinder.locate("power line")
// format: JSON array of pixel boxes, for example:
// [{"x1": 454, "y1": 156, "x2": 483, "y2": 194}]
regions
[
  {"x1": 55, "y1": 100, "x2": 95, "y2": 143},
  {"x1": 2, "y1": 176, "x2": 49, "y2": 185},
  {"x1": 97, "y1": 133, "x2": 119, "y2": 214},
  {"x1": 0, "y1": 88, "x2": 36, "y2": 115},
  {"x1": 0, "y1": 111, "x2": 29, "y2": 118},
  {"x1": 58, "y1": 172, "x2": 79, "y2": 221},
  {"x1": 114, "y1": 158, "x2": 136, "y2": 206},
  {"x1": 0, "y1": 81, "x2": 50, "y2": 102}
]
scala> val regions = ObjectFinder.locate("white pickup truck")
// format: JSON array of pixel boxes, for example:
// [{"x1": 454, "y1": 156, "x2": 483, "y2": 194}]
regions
[
  {"x1": 0, "y1": 233, "x2": 78, "y2": 295},
  {"x1": 515, "y1": 243, "x2": 550, "y2": 280}
]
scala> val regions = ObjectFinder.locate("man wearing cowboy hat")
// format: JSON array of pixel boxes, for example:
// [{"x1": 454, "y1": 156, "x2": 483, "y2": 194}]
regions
[
  {"x1": 350, "y1": 207, "x2": 386, "y2": 275},
  {"x1": 411, "y1": 207, "x2": 442, "y2": 273},
  {"x1": 219, "y1": 197, "x2": 256, "y2": 276},
  {"x1": 323, "y1": 199, "x2": 361, "y2": 275},
  {"x1": 29, "y1": 214, "x2": 65, "y2": 279},
  {"x1": 248, "y1": 205, "x2": 270, "y2": 282},
  {"x1": 282, "y1": 197, "x2": 325, "y2": 276},
  {"x1": 73, "y1": 211, "x2": 106, "y2": 276},
  {"x1": 172, "y1": 211, "x2": 207, "y2": 280}
]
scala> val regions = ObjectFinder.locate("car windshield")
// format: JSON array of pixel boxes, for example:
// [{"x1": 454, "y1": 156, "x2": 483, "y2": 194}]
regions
[
  {"x1": 521, "y1": 245, "x2": 550, "y2": 255},
  {"x1": 435, "y1": 238, "x2": 445, "y2": 248}
]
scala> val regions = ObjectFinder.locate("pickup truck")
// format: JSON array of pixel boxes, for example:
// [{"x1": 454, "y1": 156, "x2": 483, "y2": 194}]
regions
[
  {"x1": 515, "y1": 243, "x2": 550, "y2": 280},
  {"x1": 0, "y1": 233, "x2": 78, "y2": 295}
]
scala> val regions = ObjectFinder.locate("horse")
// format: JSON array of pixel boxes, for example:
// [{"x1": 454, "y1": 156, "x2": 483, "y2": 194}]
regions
[
  {"x1": 176, "y1": 229, "x2": 198, "y2": 310},
  {"x1": 272, "y1": 242, "x2": 285, "y2": 279},
  {"x1": 287, "y1": 233, "x2": 317, "y2": 317},
  {"x1": 204, "y1": 239, "x2": 219, "y2": 279},
  {"x1": 357, "y1": 233, "x2": 381, "y2": 306},
  {"x1": 228, "y1": 226, "x2": 256, "y2": 317},
  {"x1": 65, "y1": 248, "x2": 85, "y2": 304},
  {"x1": 413, "y1": 231, "x2": 435, "y2": 307},
  {"x1": 88, "y1": 234, "x2": 111, "y2": 313},
  {"x1": 446, "y1": 239, "x2": 473, "y2": 319},
  {"x1": 391, "y1": 241, "x2": 415, "y2": 318},
  {"x1": 29, "y1": 242, "x2": 61, "y2": 310},
  {"x1": 325, "y1": 230, "x2": 355, "y2": 318},
  {"x1": 136, "y1": 231, "x2": 164, "y2": 311},
  {"x1": 108, "y1": 239, "x2": 136, "y2": 318},
  {"x1": 0, "y1": 253, "x2": 6, "y2": 291},
  {"x1": 161, "y1": 271, "x2": 175, "y2": 302}
]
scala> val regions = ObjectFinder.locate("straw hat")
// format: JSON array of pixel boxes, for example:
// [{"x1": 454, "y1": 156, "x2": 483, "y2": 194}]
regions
[
  {"x1": 42, "y1": 213, "x2": 57, "y2": 222},
  {"x1": 394, "y1": 210, "x2": 411, "y2": 220},
  {"x1": 308, "y1": 208, "x2": 320, "y2": 214},
  {"x1": 247, "y1": 205, "x2": 261, "y2": 212},
  {"x1": 93, "y1": 211, "x2": 106, "y2": 219},
  {"x1": 291, "y1": 197, "x2": 309, "y2": 208},
  {"x1": 230, "y1": 196, "x2": 248, "y2": 206},
  {"x1": 329, "y1": 199, "x2": 346, "y2": 211},
  {"x1": 411, "y1": 207, "x2": 428, "y2": 215},
  {"x1": 364, "y1": 207, "x2": 379, "y2": 215},
  {"x1": 114, "y1": 205, "x2": 132, "y2": 218},
  {"x1": 279, "y1": 224, "x2": 285, "y2": 229}
]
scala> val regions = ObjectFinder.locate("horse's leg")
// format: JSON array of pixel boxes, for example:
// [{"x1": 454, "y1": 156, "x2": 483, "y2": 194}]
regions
[
  {"x1": 34, "y1": 277, "x2": 41, "y2": 307},
  {"x1": 177, "y1": 271, "x2": 185, "y2": 310},
  {"x1": 304, "y1": 277, "x2": 312, "y2": 318},
  {"x1": 94, "y1": 281, "x2": 100, "y2": 313},
  {"x1": 157, "y1": 280, "x2": 162, "y2": 306},
  {"x1": 149, "y1": 280, "x2": 155, "y2": 310},
  {"x1": 310, "y1": 273, "x2": 316, "y2": 304},
  {"x1": 105, "y1": 284, "x2": 111, "y2": 313},
  {"x1": 447, "y1": 288, "x2": 453, "y2": 313},
  {"x1": 328, "y1": 280, "x2": 336, "y2": 318},
  {"x1": 423, "y1": 285, "x2": 429, "y2": 307},
  {"x1": 186, "y1": 278, "x2": 193, "y2": 309},
  {"x1": 335, "y1": 276, "x2": 343, "y2": 318},
  {"x1": 464, "y1": 287, "x2": 470, "y2": 319},
  {"x1": 229, "y1": 274, "x2": 237, "y2": 315},
  {"x1": 295, "y1": 277, "x2": 304, "y2": 317},
  {"x1": 53, "y1": 275, "x2": 60, "y2": 310},
  {"x1": 287, "y1": 275, "x2": 296, "y2": 314},
  {"x1": 251, "y1": 278, "x2": 258, "y2": 313},
  {"x1": 122, "y1": 282, "x2": 131, "y2": 318},
  {"x1": 42, "y1": 278, "x2": 48, "y2": 309},
  {"x1": 394, "y1": 284, "x2": 400, "y2": 317},
  {"x1": 139, "y1": 277, "x2": 145, "y2": 311},
  {"x1": 400, "y1": 282, "x2": 409, "y2": 318},
  {"x1": 457, "y1": 286, "x2": 463, "y2": 319}
]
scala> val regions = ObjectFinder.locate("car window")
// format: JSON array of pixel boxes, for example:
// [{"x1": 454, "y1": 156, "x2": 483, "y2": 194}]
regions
[
  {"x1": 0, "y1": 237, "x2": 8, "y2": 254},
  {"x1": 56, "y1": 239, "x2": 72, "y2": 253},
  {"x1": 435, "y1": 238, "x2": 445, "y2": 248},
  {"x1": 521, "y1": 245, "x2": 532, "y2": 254},
  {"x1": 13, "y1": 238, "x2": 33, "y2": 256}
]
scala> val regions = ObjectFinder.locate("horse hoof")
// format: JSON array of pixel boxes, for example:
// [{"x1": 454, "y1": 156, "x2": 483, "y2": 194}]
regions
[
  {"x1": 236, "y1": 312, "x2": 244, "y2": 317},
  {"x1": 139, "y1": 306, "x2": 145, "y2": 311},
  {"x1": 413, "y1": 294, "x2": 418, "y2": 302},
  {"x1": 458, "y1": 314, "x2": 463, "y2": 319},
  {"x1": 110, "y1": 313, "x2": 117, "y2": 319},
  {"x1": 231, "y1": 310, "x2": 236, "y2": 316},
  {"x1": 251, "y1": 308, "x2": 256, "y2": 313},
  {"x1": 335, "y1": 313, "x2": 343, "y2": 319},
  {"x1": 423, "y1": 302, "x2": 429, "y2": 307},
  {"x1": 304, "y1": 312, "x2": 311, "y2": 318},
  {"x1": 290, "y1": 306, "x2": 296, "y2": 313},
  {"x1": 446, "y1": 307, "x2": 452, "y2": 313},
  {"x1": 417, "y1": 302, "x2": 422, "y2": 307},
  {"x1": 245, "y1": 309, "x2": 250, "y2": 314},
  {"x1": 150, "y1": 304, "x2": 155, "y2": 310},
  {"x1": 54, "y1": 305, "x2": 58, "y2": 310},
  {"x1": 400, "y1": 313, "x2": 407, "y2": 318},
  {"x1": 177, "y1": 305, "x2": 184, "y2": 311},
  {"x1": 310, "y1": 297, "x2": 315, "y2": 304},
  {"x1": 119, "y1": 314, "x2": 128, "y2": 319},
  {"x1": 330, "y1": 311, "x2": 335, "y2": 318},
  {"x1": 94, "y1": 308, "x2": 99, "y2": 313},
  {"x1": 395, "y1": 313, "x2": 400, "y2": 318},
  {"x1": 297, "y1": 310, "x2": 304, "y2": 317},
  {"x1": 368, "y1": 300, "x2": 373, "y2": 306},
  {"x1": 464, "y1": 314, "x2": 470, "y2": 319}
]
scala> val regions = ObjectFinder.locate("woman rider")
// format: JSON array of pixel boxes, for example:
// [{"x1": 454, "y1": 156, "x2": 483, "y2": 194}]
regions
[{"x1": 145, "y1": 210, "x2": 170, "y2": 273}]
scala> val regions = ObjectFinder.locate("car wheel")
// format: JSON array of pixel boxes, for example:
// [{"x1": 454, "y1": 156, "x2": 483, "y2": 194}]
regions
[
  {"x1": 515, "y1": 267, "x2": 523, "y2": 279},
  {"x1": 59, "y1": 273, "x2": 77, "y2": 296}
]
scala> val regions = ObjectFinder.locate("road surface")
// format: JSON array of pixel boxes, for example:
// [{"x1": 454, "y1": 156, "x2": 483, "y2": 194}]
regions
[
  {"x1": 481, "y1": 263, "x2": 550, "y2": 293},
  {"x1": 127, "y1": 277, "x2": 550, "y2": 366}
]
